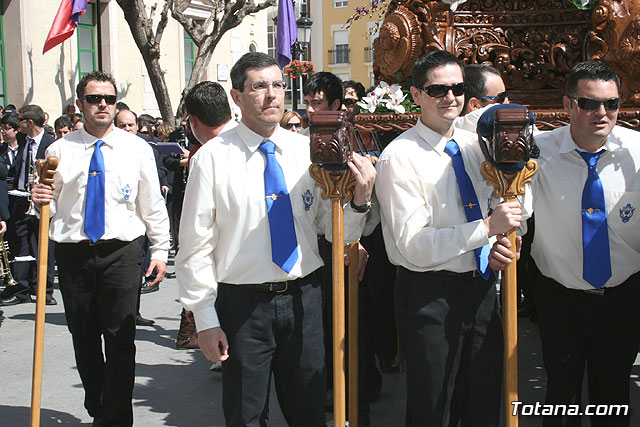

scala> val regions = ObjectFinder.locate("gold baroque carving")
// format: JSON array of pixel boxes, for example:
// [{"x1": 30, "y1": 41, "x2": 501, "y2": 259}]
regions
[{"x1": 309, "y1": 165, "x2": 356, "y2": 200}]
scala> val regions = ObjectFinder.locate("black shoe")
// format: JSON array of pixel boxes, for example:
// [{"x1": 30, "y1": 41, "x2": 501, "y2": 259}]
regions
[
  {"x1": 46, "y1": 295, "x2": 57, "y2": 306},
  {"x1": 380, "y1": 359, "x2": 400, "y2": 373},
  {"x1": 140, "y1": 281, "x2": 160, "y2": 294},
  {"x1": 136, "y1": 314, "x2": 155, "y2": 326},
  {"x1": 0, "y1": 295, "x2": 30, "y2": 306},
  {"x1": 164, "y1": 271, "x2": 176, "y2": 279}
]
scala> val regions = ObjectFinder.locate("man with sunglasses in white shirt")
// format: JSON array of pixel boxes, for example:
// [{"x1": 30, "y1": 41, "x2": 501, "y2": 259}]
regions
[
  {"x1": 490, "y1": 61, "x2": 640, "y2": 426},
  {"x1": 32, "y1": 71, "x2": 170, "y2": 427},
  {"x1": 375, "y1": 50, "x2": 522, "y2": 426}
]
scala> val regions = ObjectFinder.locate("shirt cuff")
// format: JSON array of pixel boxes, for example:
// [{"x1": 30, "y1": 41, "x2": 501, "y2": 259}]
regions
[
  {"x1": 150, "y1": 249, "x2": 168, "y2": 263},
  {"x1": 192, "y1": 305, "x2": 221, "y2": 332}
]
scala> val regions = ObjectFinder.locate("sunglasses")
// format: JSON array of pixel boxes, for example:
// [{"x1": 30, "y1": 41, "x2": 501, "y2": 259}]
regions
[
  {"x1": 420, "y1": 82, "x2": 465, "y2": 98},
  {"x1": 343, "y1": 98, "x2": 358, "y2": 107},
  {"x1": 481, "y1": 91, "x2": 508, "y2": 104},
  {"x1": 285, "y1": 122, "x2": 301, "y2": 130},
  {"x1": 81, "y1": 94, "x2": 117, "y2": 105},
  {"x1": 569, "y1": 96, "x2": 621, "y2": 111}
]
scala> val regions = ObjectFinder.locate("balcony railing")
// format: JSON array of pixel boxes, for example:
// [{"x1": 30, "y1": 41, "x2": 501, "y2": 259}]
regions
[
  {"x1": 328, "y1": 46, "x2": 350, "y2": 65},
  {"x1": 364, "y1": 46, "x2": 374, "y2": 63}
]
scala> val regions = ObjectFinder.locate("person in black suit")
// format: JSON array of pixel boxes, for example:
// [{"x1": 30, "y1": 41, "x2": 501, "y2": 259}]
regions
[{"x1": 0, "y1": 104, "x2": 56, "y2": 306}]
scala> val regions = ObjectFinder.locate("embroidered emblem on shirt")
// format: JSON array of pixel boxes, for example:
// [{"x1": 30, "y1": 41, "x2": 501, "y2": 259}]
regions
[
  {"x1": 302, "y1": 189, "x2": 314, "y2": 211},
  {"x1": 121, "y1": 184, "x2": 132, "y2": 201},
  {"x1": 619, "y1": 203, "x2": 635, "y2": 223}
]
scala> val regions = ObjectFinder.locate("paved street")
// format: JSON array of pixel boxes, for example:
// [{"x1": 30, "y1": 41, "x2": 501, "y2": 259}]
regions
[{"x1": 1, "y1": 257, "x2": 639, "y2": 426}]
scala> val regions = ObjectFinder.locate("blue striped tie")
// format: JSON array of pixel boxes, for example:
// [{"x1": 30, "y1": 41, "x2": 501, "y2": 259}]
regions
[
  {"x1": 259, "y1": 140, "x2": 298, "y2": 273},
  {"x1": 84, "y1": 139, "x2": 105, "y2": 243},
  {"x1": 444, "y1": 140, "x2": 491, "y2": 280},
  {"x1": 577, "y1": 150, "x2": 611, "y2": 288}
]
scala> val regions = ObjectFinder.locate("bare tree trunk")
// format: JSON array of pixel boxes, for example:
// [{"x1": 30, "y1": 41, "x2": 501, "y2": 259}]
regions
[{"x1": 116, "y1": 0, "x2": 174, "y2": 121}]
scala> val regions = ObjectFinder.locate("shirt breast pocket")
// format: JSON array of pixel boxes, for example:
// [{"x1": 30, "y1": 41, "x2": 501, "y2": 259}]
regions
[
  {"x1": 110, "y1": 172, "x2": 138, "y2": 209},
  {"x1": 607, "y1": 190, "x2": 640, "y2": 226}
]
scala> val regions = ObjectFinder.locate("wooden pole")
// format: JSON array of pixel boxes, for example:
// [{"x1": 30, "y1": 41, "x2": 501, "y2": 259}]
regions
[
  {"x1": 502, "y1": 197, "x2": 519, "y2": 427},
  {"x1": 332, "y1": 198, "x2": 346, "y2": 427},
  {"x1": 30, "y1": 157, "x2": 58, "y2": 427},
  {"x1": 348, "y1": 242, "x2": 359, "y2": 427},
  {"x1": 481, "y1": 159, "x2": 537, "y2": 427}
]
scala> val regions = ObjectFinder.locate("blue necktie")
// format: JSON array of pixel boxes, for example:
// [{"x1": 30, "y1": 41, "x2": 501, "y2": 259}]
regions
[
  {"x1": 259, "y1": 140, "x2": 298, "y2": 273},
  {"x1": 444, "y1": 140, "x2": 491, "y2": 280},
  {"x1": 577, "y1": 150, "x2": 611, "y2": 289},
  {"x1": 84, "y1": 139, "x2": 105, "y2": 243}
]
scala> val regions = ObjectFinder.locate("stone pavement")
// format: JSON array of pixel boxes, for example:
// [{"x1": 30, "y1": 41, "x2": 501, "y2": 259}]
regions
[{"x1": 0, "y1": 260, "x2": 639, "y2": 426}]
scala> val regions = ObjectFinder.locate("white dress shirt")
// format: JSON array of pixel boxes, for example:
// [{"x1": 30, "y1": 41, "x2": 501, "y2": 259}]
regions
[
  {"x1": 176, "y1": 122, "x2": 368, "y2": 331},
  {"x1": 375, "y1": 118, "x2": 493, "y2": 273},
  {"x1": 45, "y1": 127, "x2": 170, "y2": 261},
  {"x1": 530, "y1": 125, "x2": 640, "y2": 290}
]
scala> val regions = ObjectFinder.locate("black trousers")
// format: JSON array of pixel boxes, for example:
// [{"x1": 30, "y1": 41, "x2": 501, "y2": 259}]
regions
[
  {"x1": 536, "y1": 273, "x2": 640, "y2": 427},
  {"x1": 216, "y1": 274, "x2": 326, "y2": 427},
  {"x1": 56, "y1": 238, "x2": 143, "y2": 427},
  {"x1": 4, "y1": 195, "x2": 54, "y2": 298},
  {"x1": 395, "y1": 267, "x2": 503, "y2": 427}
]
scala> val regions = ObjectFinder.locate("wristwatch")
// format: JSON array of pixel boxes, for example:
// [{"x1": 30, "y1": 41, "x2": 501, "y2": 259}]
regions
[{"x1": 350, "y1": 198, "x2": 371, "y2": 214}]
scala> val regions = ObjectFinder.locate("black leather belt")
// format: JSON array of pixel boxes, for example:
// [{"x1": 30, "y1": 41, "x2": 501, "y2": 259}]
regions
[{"x1": 221, "y1": 275, "x2": 311, "y2": 294}]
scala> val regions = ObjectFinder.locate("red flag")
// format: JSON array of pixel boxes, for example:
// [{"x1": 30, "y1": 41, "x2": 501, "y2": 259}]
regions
[{"x1": 43, "y1": 0, "x2": 88, "y2": 54}]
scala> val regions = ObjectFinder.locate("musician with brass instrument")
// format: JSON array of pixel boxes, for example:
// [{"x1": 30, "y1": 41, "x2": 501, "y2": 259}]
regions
[{"x1": 0, "y1": 104, "x2": 55, "y2": 306}]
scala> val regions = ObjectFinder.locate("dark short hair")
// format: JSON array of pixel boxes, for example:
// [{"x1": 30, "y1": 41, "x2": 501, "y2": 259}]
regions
[
  {"x1": 54, "y1": 115, "x2": 72, "y2": 130},
  {"x1": 185, "y1": 81, "x2": 232, "y2": 127},
  {"x1": 115, "y1": 108, "x2": 138, "y2": 126},
  {"x1": 115, "y1": 101, "x2": 130, "y2": 111},
  {"x1": 566, "y1": 61, "x2": 621, "y2": 97},
  {"x1": 18, "y1": 104, "x2": 46, "y2": 127},
  {"x1": 304, "y1": 72, "x2": 344, "y2": 108},
  {"x1": 76, "y1": 70, "x2": 118, "y2": 98},
  {"x1": 412, "y1": 50, "x2": 464, "y2": 90},
  {"x1": 231, "y1": 52, "x2": 279, "y2": 91},
  {"x1": 343, "y1": 80, "x2": 366, "y2": 100},
  {"x1": 0, "y1": 112, "x2": 19, "y2": 129},
  {"x1": 463, "y1": 64, "x2": 502, "y2": 112}
]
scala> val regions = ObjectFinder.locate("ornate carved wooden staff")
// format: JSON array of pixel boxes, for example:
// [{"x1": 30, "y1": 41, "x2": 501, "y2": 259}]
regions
[
  {"x1": 309, "y1": 111, "x2": 360, "y2": 427},
  {"x1": 30, "y1": 156, "x2": 58, "y2": 427},
  {"x1": 477, "y1": 106, "x2": 538, "y2": 427}
]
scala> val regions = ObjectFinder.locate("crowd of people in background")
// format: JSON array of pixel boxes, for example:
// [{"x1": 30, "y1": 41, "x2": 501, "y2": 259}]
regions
[{"x1": 0, "y1": 50, "x2": 638, "y2": 427}]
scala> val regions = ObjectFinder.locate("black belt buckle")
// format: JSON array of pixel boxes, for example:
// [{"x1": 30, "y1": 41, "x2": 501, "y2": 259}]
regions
[
  {"x1": 88, "y1": 240, "x2": 104, "y2": 246},
  {"x1": 269, "y1": 281, "x2": 289, "y2": 293},
  {"x1": 584, "y1": 288, "x2": 605, "y2": 296}
]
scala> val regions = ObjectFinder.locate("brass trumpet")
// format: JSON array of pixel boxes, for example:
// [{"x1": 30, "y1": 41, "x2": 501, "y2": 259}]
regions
[{"x1": 0, "y1": 237, "x2": 17, "y2": 287}]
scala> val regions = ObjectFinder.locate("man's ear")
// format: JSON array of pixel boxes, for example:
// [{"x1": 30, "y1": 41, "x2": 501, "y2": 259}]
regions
[
  {"x1": 467, "y1": 97, "x2": 484, "y2": 113},
  {"x1": 230, "y1": 88, "x2": 242, "y2": 108},
  {"x1": 76, "y1": 98, "x2": 83, "y2": 113},
  {"x1": 563, "y1": 95, "x2": 572, "y2": 115},
  {"x1": 330, "y1": 98, "x2": 341, "y2": 111}
]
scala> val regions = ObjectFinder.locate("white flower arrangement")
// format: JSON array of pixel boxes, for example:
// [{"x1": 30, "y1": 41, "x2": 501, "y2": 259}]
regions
[{"x1": 357, "y1": 81, "x2": 420, "y2": 114}]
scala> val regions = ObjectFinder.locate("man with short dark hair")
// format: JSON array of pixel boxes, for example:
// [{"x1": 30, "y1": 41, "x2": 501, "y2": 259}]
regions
[
  {"x1": 31, "y1": 70, "x2": 170, "y2": 426},
  {"x1": 454, "y1": 64, "x2": 508, "y2": 133},
  {"x1": 0, "y1": 104, "x2": 56, "y2": 306},
  {"x1": 490, "y1": 61, "x2": 640, "y2": 426},
  {"x1": 342, "y1": 80, "x2": 366, "y2": 119},
  {"x1": 54, "y1": 115, "x2": 72, "y2": 140},
  {"x1": 375, "y1": 50, "x2": 522, "y2": 425},
  {"x1": 176, "y1": 52, "x2": 376, "y2": 426}
]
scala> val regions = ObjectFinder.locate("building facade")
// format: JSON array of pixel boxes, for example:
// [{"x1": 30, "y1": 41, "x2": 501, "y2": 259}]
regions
[{"x1": 1, "y1": 0, "x2": 269, "y2": 120}]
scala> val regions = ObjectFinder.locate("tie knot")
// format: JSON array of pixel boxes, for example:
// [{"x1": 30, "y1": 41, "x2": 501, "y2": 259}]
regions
[
  {"x1": 444, "y1": 139, "x2": 461, "y2": 157},
  {"x1": 95, "y1": 139, "x2": 105, "y2": 149},
  {"x1": 259, "y1": 140, "x2": 275, "y2": 155},
  {"x1": 577, "y1": 149, "x2": 603, "y2": 168}
]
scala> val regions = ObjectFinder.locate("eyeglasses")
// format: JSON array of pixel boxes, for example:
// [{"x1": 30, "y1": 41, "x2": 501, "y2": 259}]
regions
[
  {"x1": 18, "y1": 117, "x2": 29, "y2": 122},
  {"x1": 343, "y1": 98, "x2": 358, "y2": 107},
  {"x1": 569, "y1": 96, "x2": 621, "y2": 111},
  {"x1": 81, "y1": 94, "x2": 118, "y2": 105},
  {"x1": 244, "y1": 80, "x2": 287, "y2": 92},
  {"x1": 481, "y1": 91, "x2": 508, "y2": 104},
  {"x1": 420, "y1": 82, "x2": 465, "y2": 98},
  {"x1": 284, "y1": 122, "x2": 301, "y2": 130}
]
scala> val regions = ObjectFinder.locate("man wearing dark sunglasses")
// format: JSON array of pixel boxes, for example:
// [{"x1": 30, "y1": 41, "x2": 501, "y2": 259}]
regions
[
  {"x1": 490, "y1": 61, "x2": 640, "y2": 426},
  {"x1": 31, "y1": 71, "x2": 170, "y2": 426},
  {"x1": 455, "y1": 64, "x2": 508, "y2": 133},
  {"x1": 376, "y1": 50, "x2": 522, "y2": 426}
]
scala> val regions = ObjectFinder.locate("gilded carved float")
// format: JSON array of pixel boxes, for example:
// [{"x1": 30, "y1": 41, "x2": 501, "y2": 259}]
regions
[{"x1": 355, "y1": 0, "x2": 640, "y2": 132}]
